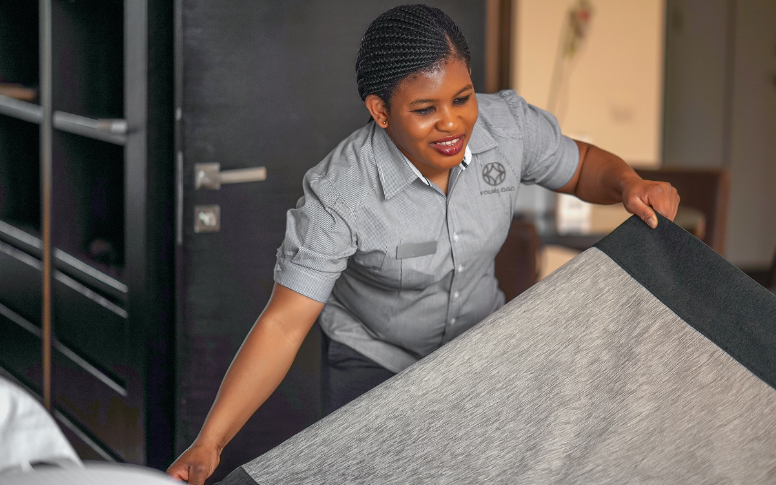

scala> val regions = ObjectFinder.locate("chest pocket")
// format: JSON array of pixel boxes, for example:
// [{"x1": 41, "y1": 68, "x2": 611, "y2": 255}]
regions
[
  {"x1": 351, "y1": 242, "x2": 446, "y2": 290},
  {"x1": 350, "y1": 249, "x2": 401, "y2": 289},
  {"x1": 400, "y1": 252, "x2": 443, "y2": 290}
]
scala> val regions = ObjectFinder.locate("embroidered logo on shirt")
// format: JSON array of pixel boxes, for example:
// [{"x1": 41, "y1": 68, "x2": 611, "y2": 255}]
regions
[{"x1": 482, "y1": 162, "x2": 506, "y2": 186}]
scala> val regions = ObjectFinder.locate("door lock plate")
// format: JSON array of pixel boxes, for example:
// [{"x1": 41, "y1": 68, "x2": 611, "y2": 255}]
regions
[
  {"x1": 194, "y1": 205, "x2": 220, "y2": 233},
  {"x1": 195, "y1": 163, "x2": 221, "y2": 190}
]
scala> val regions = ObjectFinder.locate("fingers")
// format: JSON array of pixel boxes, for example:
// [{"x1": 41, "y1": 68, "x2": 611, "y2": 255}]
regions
[
  {"x1": 627, "y1": 196, "x2": 658, "y2": 228},
  {"x1": 623, "y1": 180, "x2": 680, "y2": 229},
  {"x1": 643, "y1": 181, "x2": 680, "y2": 221},
  {"x1": 186, "y1": 463, "x2": 212, "y2": 485},
  {"x1": 166, "y1": 463, "x2": 208, "y2": 485},
  {"x1": 167, "y1": 445, "x2": 219, "y2": 485},
  {"x1": 166, "y1": 464, "x2": 189, "y2": 483}
]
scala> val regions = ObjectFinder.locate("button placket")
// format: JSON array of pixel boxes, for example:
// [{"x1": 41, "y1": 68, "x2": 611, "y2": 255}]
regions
[{"x1": 446, "y1": 195, "x2": 467, "y2": 336}]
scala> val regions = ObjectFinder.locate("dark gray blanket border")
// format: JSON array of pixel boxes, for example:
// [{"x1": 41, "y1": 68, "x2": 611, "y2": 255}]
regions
[
  {"x1": 218, "y1": 466, "x2": 256, "y2": 484},
  {"x1": 594, "y1": 214, "x2": 776, "y2": 390}
]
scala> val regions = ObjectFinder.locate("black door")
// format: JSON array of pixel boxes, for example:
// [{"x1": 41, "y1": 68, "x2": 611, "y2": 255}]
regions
[{"x1": 176, "y1": 1, "x2": 485, "y2": 481}]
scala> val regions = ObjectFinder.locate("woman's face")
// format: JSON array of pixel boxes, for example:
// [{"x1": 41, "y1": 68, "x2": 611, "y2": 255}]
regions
[{"x1": 380, "y1": 58, "x2": 478, "y2": 179}]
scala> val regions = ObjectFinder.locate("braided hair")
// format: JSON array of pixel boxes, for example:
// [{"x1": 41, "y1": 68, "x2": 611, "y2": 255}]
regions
[{"x1": 356, "y1": 4, "x2": 471, "y2": 109}]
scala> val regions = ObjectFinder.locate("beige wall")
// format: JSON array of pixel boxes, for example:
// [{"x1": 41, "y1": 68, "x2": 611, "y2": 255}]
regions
[
  {"x1": 513, "y1": 0, "x2": 665, "y2": 167},
  {"x1": 662, "y1": 0, "x2": 776, "y2": 267}
]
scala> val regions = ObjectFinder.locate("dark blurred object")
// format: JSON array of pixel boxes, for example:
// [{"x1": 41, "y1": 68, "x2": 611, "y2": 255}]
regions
[
  {"x1": 88, "y1": 238, "x2": 117, "y2": 266},
  {"x1": 0, "y1": 83, "x2": 38, "y2": 102},
  {"x1": 2, "y1": 463, "x2": 177, "y2": 485},
  {"x1": 768, "y1": 246, "x2": 776, "y2": 293},
  {"x1": 636, "y1": 168, "x2": 730, "y2": 254},
  {"x1": 495, "y1": 217, "x2": 540, "y2": 302}
]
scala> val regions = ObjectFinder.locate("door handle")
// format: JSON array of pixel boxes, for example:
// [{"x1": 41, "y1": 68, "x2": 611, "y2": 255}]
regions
[{"x1": 194, "y1": 163, "x2": 267, "y2": 190}]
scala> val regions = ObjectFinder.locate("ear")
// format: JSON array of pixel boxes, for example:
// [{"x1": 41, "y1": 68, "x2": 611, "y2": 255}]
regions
[{"x1": 364, "y1": 94, "x2": 389, "y2": 127}]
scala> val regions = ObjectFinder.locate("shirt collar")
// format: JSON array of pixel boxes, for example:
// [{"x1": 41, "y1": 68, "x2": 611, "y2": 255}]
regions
[
  {"x1": 402, "y1": 144, "x2": 472, "y2": 185},
  {"x1": 467, "y1": 116, "x2": 499, "y2": 155},
  {"x1": 374, "y1": 120, "x2": 494, "y2": 200},
  {"x1": 373, "y1": 125, "x2": 420, "y2": 200}
]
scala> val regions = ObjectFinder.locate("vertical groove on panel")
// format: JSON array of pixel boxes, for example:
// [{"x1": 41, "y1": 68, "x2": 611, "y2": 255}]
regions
[
  {"x1": 721, "y1": 0, "x2": 736, "y2": 169},
  {"x1": 485, "y1": 0, "x2": 500, "y2": 93},
  {"x1": 174, "y1": 0, "x2": 185, "y2": 456},
  {"x1": 498, "y1": 0, "x2": 513, "y2": 90},
  {"x1": 39, "y1": 0, "x2": 53, "y2": 411},
  {"x1": 484, "y1": 0, "x2": 514, "y2": 94}
]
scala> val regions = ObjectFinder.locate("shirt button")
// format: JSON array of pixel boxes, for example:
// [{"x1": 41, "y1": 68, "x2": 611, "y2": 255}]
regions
[
  {"x1": 453, "y1": 233, "x2": 459, "y2": 242},
  {"x1": 450, "y1": 318, "x2": 457, "y2": 325},
  {"x1": 457, "y1": 264, "x2": 464, "y2": 273},
  {"x1": 452, "y1": 291, "x2": 459, "y2": 300}
]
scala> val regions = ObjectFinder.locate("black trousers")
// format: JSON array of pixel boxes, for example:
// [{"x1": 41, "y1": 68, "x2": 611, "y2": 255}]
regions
[{"x1": 320, "y1": 332, "x2": 396, "y2": 416}]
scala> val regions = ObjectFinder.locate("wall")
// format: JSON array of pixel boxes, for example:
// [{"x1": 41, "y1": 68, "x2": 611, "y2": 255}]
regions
[
  {"x1": 726, "y1": 0, "x2": 776, "y2": 267},
  {"x1": 513, "y1": 0, "x2": 665, "y2": 166},
  {"x1": 663, "y1": 0, "x2": 776, "y2": 267},
  {"x1": 513, "y1": 0, "x2": 776, "y2": 268},
  {"x1": 662, "y1": 0, "x2": 730, "y2": 166}
]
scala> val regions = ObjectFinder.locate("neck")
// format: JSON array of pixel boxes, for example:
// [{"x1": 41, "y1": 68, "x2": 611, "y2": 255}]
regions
[{"x1": 425, "y1": 168, "x2": 451, "y2": 195}]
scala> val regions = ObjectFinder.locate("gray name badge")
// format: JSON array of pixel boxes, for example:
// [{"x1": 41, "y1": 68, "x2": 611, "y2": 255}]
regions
[{"x1": 396, "y1": 241, "x2": 438, "y2": 259}]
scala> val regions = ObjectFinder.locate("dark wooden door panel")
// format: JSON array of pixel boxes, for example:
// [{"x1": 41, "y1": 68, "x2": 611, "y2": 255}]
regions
[
  {"x1": 178, "y1": 2, "x2": 485, "y2": 481},
  {"x1": 52, "y1": 346, "x2": 143, "y2": 463},
  {"x1": 0, "y1": 242, "x2": 42, "y2": 325},
  {"x1": 55, "y1": 412, "x2": 118, "y2": 462},
  {"x1": 52, "y1": 273, "x2": 128, "y2": 372},
  {"x1": 0, "y1": 311, "x2": 42, "y2": 393}
]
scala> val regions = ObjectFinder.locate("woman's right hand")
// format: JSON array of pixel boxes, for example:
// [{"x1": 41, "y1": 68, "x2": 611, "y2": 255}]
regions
[
  {"x1": 166, "y1": 285, "x2": 324, "y2": 484},
  {"x1": 166, "y1": 441, "x2": 221, "y2": 485}
]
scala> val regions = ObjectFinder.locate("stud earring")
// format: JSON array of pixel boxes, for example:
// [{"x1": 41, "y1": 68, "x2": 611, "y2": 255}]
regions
[{"x1": 383, "y1": 120, "x2": 387, "y2": 125}]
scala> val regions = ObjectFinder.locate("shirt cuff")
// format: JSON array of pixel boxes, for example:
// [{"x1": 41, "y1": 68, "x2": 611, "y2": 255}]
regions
[{"x1": 273, "y1": 256, "x2": 337, "y2": 303}]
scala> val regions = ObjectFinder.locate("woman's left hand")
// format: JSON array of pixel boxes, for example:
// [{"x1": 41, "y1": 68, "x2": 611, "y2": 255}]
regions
[
  {"x1": 558, "y1": 141, "x2": 681, "y2": 229},
  {"x1": 621, "y1": 176, "x2": 680, "y2": 229}
]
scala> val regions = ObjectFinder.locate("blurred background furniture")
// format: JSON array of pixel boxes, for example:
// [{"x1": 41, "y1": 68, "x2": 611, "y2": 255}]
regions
[
  {"x1": 0, "y1": 0, "x2": 174, "y2": 468},
  {"x1": 495, "y1": 217, "x2": 541, "y2": 302},
  {"x1": 0, "y1": 375, "x2": 82, "y2": 474},
  {"x1": 635, "y1": 168, "x2": 731, "y2": 255}
]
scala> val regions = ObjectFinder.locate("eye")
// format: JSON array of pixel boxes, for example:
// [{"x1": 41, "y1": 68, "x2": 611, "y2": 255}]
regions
[
  {"x1": 413, "y1": 106, "x2": 434, "y2": 115},
  {"x1": 454, "y1": 94, "x2": 471, "y2": 105}
]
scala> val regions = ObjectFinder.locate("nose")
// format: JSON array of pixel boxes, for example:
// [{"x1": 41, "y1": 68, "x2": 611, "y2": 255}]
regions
[{"x1": 435, "y1": 105, "x2": 456, "y2": 133}]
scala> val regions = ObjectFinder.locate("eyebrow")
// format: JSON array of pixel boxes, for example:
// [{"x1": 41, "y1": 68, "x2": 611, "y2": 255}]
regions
[{"x1": 409, "y1": 84, "x2": 474, "y2": 106}]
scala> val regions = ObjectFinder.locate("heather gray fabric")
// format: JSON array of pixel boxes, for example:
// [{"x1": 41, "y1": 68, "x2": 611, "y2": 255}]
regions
[
  {"x1": 222, "y1": 247, "x2": 776, "y2": 484},
  {"x1": 596, "y1": 214, "x2": 776, "y2": 388}
]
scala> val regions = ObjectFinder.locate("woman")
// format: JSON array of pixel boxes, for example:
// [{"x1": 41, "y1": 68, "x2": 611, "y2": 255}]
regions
[{"x1": 167, "y1": 5, "x2": 679, "y2": 483}]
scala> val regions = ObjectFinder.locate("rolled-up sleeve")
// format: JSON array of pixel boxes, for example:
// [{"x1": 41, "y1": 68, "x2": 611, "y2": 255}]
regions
[
  {"x1": 499, "y1": 90, "x2": 579, "y2": 190},
  {"x1": 274, "y1": 173, "x2": 357, "y2": 303}
]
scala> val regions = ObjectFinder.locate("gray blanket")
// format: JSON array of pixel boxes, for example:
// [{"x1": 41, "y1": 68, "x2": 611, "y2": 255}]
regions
[{"x1": 221, "y1": 215, "x2": 776, "y2": 484}]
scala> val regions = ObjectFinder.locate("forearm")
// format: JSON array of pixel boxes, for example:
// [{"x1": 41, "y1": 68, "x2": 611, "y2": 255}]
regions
[
  {"x1": 557, "y1": 140, "x2": 680, "y2": 227},
  {"x1": 193, "y1": 315, "x2": 304, "y2": 452},
  {"x1": 167, "y1": 285, "x2": 323, "y2": 484},
  {"x1": 570, "y1": 141, "x2": 641, "y2": 205}
]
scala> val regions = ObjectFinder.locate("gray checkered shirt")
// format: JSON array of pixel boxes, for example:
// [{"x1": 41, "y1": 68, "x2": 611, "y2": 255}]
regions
[{"x1": 274, "y1": 90, "x2": 579, "y2": 372}]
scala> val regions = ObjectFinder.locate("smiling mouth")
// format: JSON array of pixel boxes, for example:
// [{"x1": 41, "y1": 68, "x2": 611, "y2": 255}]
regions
[{"x1": 431, "y1": 135, "x2": 465, "y2": 156}]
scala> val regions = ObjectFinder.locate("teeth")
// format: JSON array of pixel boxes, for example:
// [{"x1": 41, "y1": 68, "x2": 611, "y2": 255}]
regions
[{"x1": 436, "y1": 137, "x2": 460, "y2": 147}]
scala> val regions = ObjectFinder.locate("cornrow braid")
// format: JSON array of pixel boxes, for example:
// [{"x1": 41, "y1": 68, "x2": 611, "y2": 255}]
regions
[{"x1": 355, "y1": 4, "x2": 471, "y2": 108}]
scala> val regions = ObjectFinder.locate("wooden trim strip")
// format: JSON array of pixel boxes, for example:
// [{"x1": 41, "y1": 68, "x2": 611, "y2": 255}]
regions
[
  {"x1": 40, "y1": 0, "x2": 53, "y2": 412},
  {"x1": 484, "y1": 0, "x2": 514, "y2": 93}
]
